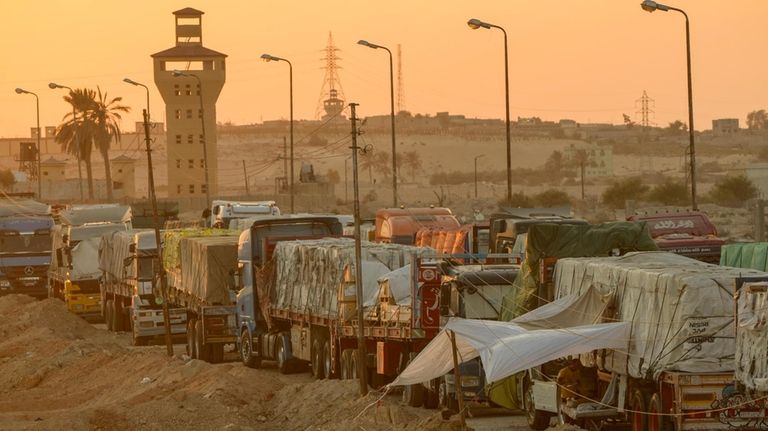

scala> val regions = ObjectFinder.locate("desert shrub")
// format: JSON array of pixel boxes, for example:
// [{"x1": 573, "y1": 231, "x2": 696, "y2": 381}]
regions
[
  {"x1": 602, "y1": 177, "x2": 649, "y2": 209},
  {"x1": 534, "y1": 189, "x2": 571, "y2": 207},
  {"x1": 708, "y1": 175, "x2": 759, "y2": 207},
  {"x1": 647, "y1": 178, "x2": 688, "y2": 205}
]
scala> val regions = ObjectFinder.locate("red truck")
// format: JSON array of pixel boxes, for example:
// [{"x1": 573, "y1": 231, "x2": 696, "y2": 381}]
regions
[
  {"x1": 375, "y1": 207, "x2": 460, "y2": 245},
  {"x1": 627, "y1": 210, "x2": 725, "y2": 264}
]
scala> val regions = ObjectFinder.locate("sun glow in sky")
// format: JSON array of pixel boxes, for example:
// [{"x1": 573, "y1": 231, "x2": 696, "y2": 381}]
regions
[{"x1": 1, "y1": 0, "x2": 766, "y2": 137}]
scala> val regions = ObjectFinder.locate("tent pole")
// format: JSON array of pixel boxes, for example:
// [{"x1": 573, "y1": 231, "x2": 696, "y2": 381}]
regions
[{"x1": 449, "y1": 330, "x2": 467, "y2": 429}]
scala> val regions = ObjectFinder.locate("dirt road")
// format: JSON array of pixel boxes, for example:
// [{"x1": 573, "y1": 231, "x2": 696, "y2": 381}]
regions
[{"x1": 0, "y1": 295, "x2": 570, "y2": 431}]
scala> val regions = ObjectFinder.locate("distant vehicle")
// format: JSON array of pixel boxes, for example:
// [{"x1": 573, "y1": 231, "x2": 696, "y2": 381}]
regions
[
  {"x1": 210, "y1": 200, "x2": 280, "y2": 228},
  {"x1": 0, "y1": 199, "x2": 53, "y2": 298},
  {"x1": 375, "y1": 207, "x2": 460, "y2": 245},
  {"x1": 488, "y1": 208, "x2": 587, "y2": 258},
  {"x1": 627, "y1": 210, "x2": 724, "y2": 263}
]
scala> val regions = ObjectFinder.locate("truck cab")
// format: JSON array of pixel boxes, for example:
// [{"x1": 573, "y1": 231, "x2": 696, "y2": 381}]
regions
[
  {"x1": 0, "y1": 207, "x2": 53, "y2": 299},
  {"x1": 375, "y1": 207, "x2": 460, "y2": 245},
  {"x1": 627, "y1": 210, "x2": 724, "y2": 263},
  {"x1": 211, "y1": 200, "x2": 281, "y2": 229}
]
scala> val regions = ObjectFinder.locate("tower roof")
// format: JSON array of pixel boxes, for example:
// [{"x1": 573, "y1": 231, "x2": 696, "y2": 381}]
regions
[
  {"x1": 40, "y1": 156, "x2": 66, "y2": 165},
  {"x1": 173, "y1": 7, "x2": 204, "y2": 16},
  {"x1": 111, "y1": 154, "x2": 136, "y2": 163},
  {"x1": 151, "y1": 45, "x2": 227, "y2": 58}
]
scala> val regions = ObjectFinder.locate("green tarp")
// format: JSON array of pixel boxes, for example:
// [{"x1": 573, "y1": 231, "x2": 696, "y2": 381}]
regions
[
  {"x1": 720, "y1": 242, "x2": 768, "y2": 271},
  {"x1": 499, "y1": 221, "x2": 658, "y2": 321}
]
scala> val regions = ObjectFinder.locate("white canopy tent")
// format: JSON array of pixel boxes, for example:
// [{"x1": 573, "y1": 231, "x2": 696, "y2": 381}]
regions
[{"x1": 390, "y1": 287, "x2": 629, "y2": 387}]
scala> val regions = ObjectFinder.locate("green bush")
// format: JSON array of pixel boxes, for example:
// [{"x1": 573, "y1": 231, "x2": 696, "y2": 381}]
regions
[
  {"x1": 602, "y1": 177, "x2": 649, "y2": 209},
  {"x1": 708, "y1": 175, "x2": 759, "y2": 207},
  {"x1": 534, "y1": 189, "x2": 571, "y2": 207},
  {"x1": 647, "y1": 178, "x2": 688, "y2": 205}
]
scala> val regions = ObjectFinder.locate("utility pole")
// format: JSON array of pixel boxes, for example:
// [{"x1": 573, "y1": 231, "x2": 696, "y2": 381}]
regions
[
  {"x1": 350, "y1": 102, "x2": 368, "y2": 396},
  {"x1": 344, "y1": 157, "x2": 349, "y2": 204},
  {"x1": 283, "y1": 136, "x2": 288, "y2": 180},
  {"x1": 142, "y1": 108, "x2": 173, "y2": 356},
  {"x1": 242, "y1": 160, "x2": 250, "y2": 196}
]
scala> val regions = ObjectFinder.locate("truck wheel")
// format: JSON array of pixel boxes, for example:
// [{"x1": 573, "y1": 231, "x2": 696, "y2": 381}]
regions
[
  {"x1": 322, "y1": 339, "x2": 334, "y2": 379},
  {"x1": 114, "y1": 299, "x2": 124, "y2": 332},
  {"x1": 630, "y1": 389, "x2": 648, "y2": 431},
  {"x1": 239, "y1": 329, "x2": 261, "y2": 368},
  {"x1": 648, "y1": 392, "x2": 666, "y2": 431},
  {"x1": 186, "y1": 318, "x2": 197, "y2": 359},
  {"x1": 349, "y1": 350, "x2": 359, "y2": 379},
  {"x1": 105, "y1": 300, "x2": 114, "y2": 332},
  {"x1": 524, "y1": 380, "x2": 551, "y2": 430},
  {"x1": 403, "y1": 383, "x2": 425, "y2": 407},
  {"x1": 439, "y1": 380, "x2": 457, "y2": 412},
  {"x1": 423, "y1": 379, "x2": 440, "y2": 409},
  {"x1": 195, "y1": 320, "x2": 210, "y2": 362},
  {"x1": 311, "y1": 337, "x2": 325, "y2": 379},
  {"x1": 110, "y1": 300, "x2": 119, "y2": 332},
  {"x1": 276, "y1": 337, "x2": 289, "y2": 374},
  {"x1": 210, "y1": 344, "x2": 224, "y2": 364},
  {"x1": 340, "y1": 349, "x2": 351, "y2": 380}
]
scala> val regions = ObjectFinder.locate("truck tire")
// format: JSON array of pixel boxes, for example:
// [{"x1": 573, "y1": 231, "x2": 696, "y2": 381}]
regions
[
  {"x1": 195, "y1": 320, "x2": 210, "y2": 362},
  {"x1": 276, "y1": 337, "x2": 289, "y2": 374},
  {"x1": 630, "y1": 389, "x2": 648, "y2": 431},
  {"x1": 210, "y1": 344, "x2": 224, "y2": 364},
  {"x1": 186, "y1": 318, "x2": 197, "y2": 359},
  {"x1": 114, "y1": 299, "x2": 124, "y2": 332},
  {"x1": 439, "y1": 380, "x2": 457, "y2": 412},
  {"x1": 349, "y1": 350, "x2": 359, "y2": 379},
  {"x1": 524, "y1": 380, "x2": 551, "y2": 430},
  {"x1": 403, "y1": 383, "x2": 425, "y2": 407},
  {"x1": 105, "y1": 300, "x2": 114, "y2": 332},
  {"x1": 311, "y1": 337, "x2": 325, "y2": 379},
  {"x1": 239, "y1": 329, "x2": 261, "y2": 368},
  {"x1": 423, "y1": 379, "x2": 440, "y2": 409},
  {"x1": 340, "y1": 349, "x2": 351, "y2": 380},
  {"x1": 322, "y1": 339, "x2": 334, "y2": 379},
  {"x1": 110, "y1": 300, "x2": 119, "y2": 332}
]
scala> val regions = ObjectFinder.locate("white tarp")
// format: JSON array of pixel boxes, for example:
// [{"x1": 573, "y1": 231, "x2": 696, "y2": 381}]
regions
[
  {"x1": 735, "y1": 283, "x2": 768, "y2": 390},
  {"x1": 554, "y1": 251, "x2": 768, "y2": 379},
  {"x1": 374, "y1": 265, "x2": 414, "y2": 306},
  {"x1": 390, "y1": 286, "x2": 625, "y2": 387}
]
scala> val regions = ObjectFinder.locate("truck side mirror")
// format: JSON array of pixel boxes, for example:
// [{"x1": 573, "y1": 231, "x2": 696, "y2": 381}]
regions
[
  {"x1": 128, "y1": 243, "x2": 136, "y2": 253},
  {"x1": 229, "y1": 268, "x2": 241, "y2": 291}
]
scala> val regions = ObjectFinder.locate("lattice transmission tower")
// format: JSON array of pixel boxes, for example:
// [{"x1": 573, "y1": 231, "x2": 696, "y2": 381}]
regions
[
  {"x1": 635, "y1": 90, "x2": 655, "y2": 128},
  {"x1": 315, "y1": 32, "x2": 346, "y2": 120}
]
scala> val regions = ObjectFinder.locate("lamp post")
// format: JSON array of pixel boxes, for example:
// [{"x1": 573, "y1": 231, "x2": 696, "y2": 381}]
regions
[
  {"x1": 467, "y1": 18, "x2": 512, "y2": 206},
  {"x1": 171, "y1": 70, "x2": 211, "y2": 208},
  {"x1": 474, "y1": 154, "x2": 485, "y2": 199},
  {"x1": 122, "y1": 77, "x2": 173, "y2": 356},
  {"x1": 15, "y1": 88, "x2": 42, "y2": 200},
  {"x1": 640, "y1": 0, "x2": 697, "y2": 211},
  {"x1": 261, "y1": 54, "x2": 295, "y2": 213},
  {"x1": 48, "y1": 82, "x2": 84, "y2": 201},
  {"x1": 357, "y1": 40, "x2": 398, "y2": 207}
]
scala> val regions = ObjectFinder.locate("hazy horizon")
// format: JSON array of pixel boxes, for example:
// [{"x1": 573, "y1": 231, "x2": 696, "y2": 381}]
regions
[{"x1": 2, "y1": 0, "x2": 766, "y2": 138}]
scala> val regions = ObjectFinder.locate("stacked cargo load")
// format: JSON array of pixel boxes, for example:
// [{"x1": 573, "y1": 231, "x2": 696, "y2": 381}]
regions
[
  {"x1": 735, "y1": 281, "x2": 768, "y2": 392},
  {"x1": 721, "y1": 242, "x2": 768, "y2": 271}
]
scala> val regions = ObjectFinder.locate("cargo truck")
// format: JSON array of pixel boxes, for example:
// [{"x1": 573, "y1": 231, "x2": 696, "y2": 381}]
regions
[
  {"x1": 375, "y1": 207, "x2": 460, "y2": 245},
  {"x1": 163, "y1": 230, "x2": 240, "y2": 363},
  {"x1": 627, "y1": 210, "x2": 724, "y2": 263},
  {"x1": 49, "y1": 205, "x2": 131, "y2": 319},
  {"x1": 523, "y1": 253, "x2": 768, "y2": 431},
  {"x1": 0, "y1": 199, "x2": 53, "y2": 298},
  {"x1": 235, "y1": 216, "x2": 442, "y2": 394},
  {"x1": 98, "y1": 230, "x2": 187, "y2": 345}
]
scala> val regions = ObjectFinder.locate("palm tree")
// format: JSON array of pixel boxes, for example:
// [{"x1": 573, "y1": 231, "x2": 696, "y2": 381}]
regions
[
  {"x1": 570, "y1": 149, "x2": 596, "y2": 200},
  {"x1": 55, "y1": 88, "x2": 97, "y2": 199},
  {"x1": 402, "y1": 151, "x2": 423, "y2": 183},
  {"x1": 359, "y1": 151, "x2": 376, "y2": 184},
  {"x1": 87, "y1": 87, "x2": 130, "y2": 201}
]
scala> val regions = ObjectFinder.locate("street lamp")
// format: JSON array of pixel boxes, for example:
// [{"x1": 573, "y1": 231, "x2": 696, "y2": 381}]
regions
[
  {"x1": 15, "y1": 88, "x2": 42, "y2": 200},
  {"x1": 467, "y1": 18, "x2": 512, "y2": 206},
  {"x1": 640, "y1": 0, "x2": 698, "y2": 210},
  {"x1": 474, "y1": 154, "x2": 485, "y2": 199},
  {"x1": 171, "y1": 70, "x2": 211, "y2": 208},
  {"x1": 122, "y1": 77, "x2": 173, "y2": 356},
  {"x1": 357, "y1": 39, "x2": 398, "y2": 207},
  {"x1": 261, "y1": 54, "x2": 295, "y2": 213},
  {"x1": 48, "y1": 82, "x2": 85, "y2": 201}
]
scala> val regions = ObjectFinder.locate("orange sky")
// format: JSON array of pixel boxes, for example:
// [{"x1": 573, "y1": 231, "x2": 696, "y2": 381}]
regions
[{"x1": 1, "y1": 0, "x2": 766, "y2": 138}]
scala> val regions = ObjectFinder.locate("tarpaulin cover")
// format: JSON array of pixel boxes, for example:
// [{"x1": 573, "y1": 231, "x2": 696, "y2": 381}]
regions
[
  {"x1": 54, "y1": 223, "x2": 128, "y2": 281},
  {"x1": 555, "y1": 251, "x2": 768, "y2": 379},
  {"x1": 0, "y1": 199, "x2": 49, "y2": 217},
  {"x1": 99, "y1": 230, "x2": 155, "y2": 282},
  {"x1": 720, "y1": 242, "x2": 768, "y2": 272},
  {"x1": 390, "y1": 289, "x2": 628, "y2": 387},
  {"x1": 60, "y1": 204, "x2": 131, "y2": 226},
  {"x1": 500, "y1": 221, "x2": 658, "y2": 320},
  {"x1": 176, "y1": 236, "x2": 239, "y2": 305},
  {"x1": 162, "y1": 228, "x2": 237, "y2": 270},
  {"x1": 735, "y1": 284, "x2": 768, "y2": 390},
  {"x1": 269, "y1": 238, "x2": 429, "y2": 319}
]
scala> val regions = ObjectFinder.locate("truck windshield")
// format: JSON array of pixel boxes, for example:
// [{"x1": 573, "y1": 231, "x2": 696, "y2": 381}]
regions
[
  {"x1": 0, "y1": 231, "x2": 51, "y2": 254},
  {"x1": 137, "y1": 257, "x2": 155, "y2": 281}
]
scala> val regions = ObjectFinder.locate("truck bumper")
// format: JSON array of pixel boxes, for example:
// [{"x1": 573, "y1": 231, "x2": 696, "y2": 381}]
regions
[
  {"x1": 133, "y1": 308, "x2": 187, "y2": 337},
  {"x1": 0, "y1": 278, "x2": 48, "y2": 299}
]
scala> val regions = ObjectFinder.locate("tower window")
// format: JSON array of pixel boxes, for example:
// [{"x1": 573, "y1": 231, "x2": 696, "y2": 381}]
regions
[
  {"x1": 176, "y1": 159, "x2": 181, "y2": 169},
  {"x1": 176, "y1": 184, "x2": 182, "y2": 194},
  {"x1": 174, "y1": 84, "x2": 181, "y2": 96},
  {"x1": 186, "y1": 109, "x2": 192, "y2": 119},
  {"x1": 187, "y1": 134, "x2": 194, "y2": 144},
  {"x1": 201, "y1": 184, "x2": 208, "y2": 194},
  {"x1": 196, "y1": 84, "x2": 201, "y2": 96},
  {"x1": 185, "y1": 84, "x2": 192, "y2": 96},
  {"x1": 199, "y1": 134, "x2": 204, "y2": 144},
  {"x1": 198, "y1": 109, "x2": 203, "y2": 119},
  {"x1": 188, "y1": 159, "x2": 194, "y2": 168},
  {"x1": 200, "y1": 159, "x2": 205, "y2": 168},
  {"x1": 189, "y1": 184, "x2": 195, "y2": 194},
  {"x1": 175, "y1": 134, "x2": 182, "y2": 144},
  {"x1": 175, "y1": 109, "x2": 182, "y2": 120}
]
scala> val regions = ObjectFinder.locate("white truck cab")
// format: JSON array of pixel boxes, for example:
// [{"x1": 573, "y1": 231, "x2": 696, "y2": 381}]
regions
[{"x1": 210, "y1": 200, "x2": 281, "y2": 228}]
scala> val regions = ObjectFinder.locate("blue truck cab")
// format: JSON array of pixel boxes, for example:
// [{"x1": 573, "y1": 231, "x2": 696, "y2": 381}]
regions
[{"x1": 0, "y1": 200, "x2": 53, "y2": 298}]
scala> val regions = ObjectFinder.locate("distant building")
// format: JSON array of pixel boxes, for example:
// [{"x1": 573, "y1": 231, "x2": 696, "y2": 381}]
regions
[
  {"x1": 712, "y1": 118, "x2": 739, "y2": 136},
  {"x1": 559, "y1": 119, "x2": 578, "y2": 128},
  {"x1": 111, "y1": 155, "x2": 136, "y2": 199},
  {"x1": 134, "y1": 121, "x2": 165, "y2": 134},
  {"x1": 564, "y1": 143, "x2": 613, "y2": 177},
  {"x1": 152, "y1": 7, "x2": 226, "y2": 200}
]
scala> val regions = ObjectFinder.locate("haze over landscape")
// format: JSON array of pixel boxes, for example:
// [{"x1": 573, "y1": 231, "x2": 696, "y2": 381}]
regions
[{"x1": 2, "y1": 0, "x2": 767, "y2": 136}]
